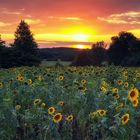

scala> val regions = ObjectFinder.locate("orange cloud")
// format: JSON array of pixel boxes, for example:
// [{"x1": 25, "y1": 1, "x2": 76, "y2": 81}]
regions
[
  {"x1": 0, "y1": 22, "x2": 11, "y2": 27},
  {"x1": 98, "y1": 11, "x2": 140, "y2": 24},
  {"x1": 25, "y1": 19, "x2": 41, "y2": 24}
]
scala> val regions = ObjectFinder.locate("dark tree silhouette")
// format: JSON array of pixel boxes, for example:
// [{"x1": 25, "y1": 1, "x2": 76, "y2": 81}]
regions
[
  {"x1": 0, "y1": 35, "x2": 5, "y2": 49},
  {"x1": 12, "y1": 20, "x2": 41, "y2": 66},
  {"x1": 0, "y1": 35, "x2": 7, "y2": 68},
  {"x1": 91, "y1": 41, "x2": 107, "y2": 66},
  {"x1": 72, "y1": 50, "x2": 93, "y2": 66},
  {"x1": 72, "y1": 41, "x2": 107, "y2": 66},
  {"x1": 108, "y1": 31, "x2": 139, "y2": 65}
]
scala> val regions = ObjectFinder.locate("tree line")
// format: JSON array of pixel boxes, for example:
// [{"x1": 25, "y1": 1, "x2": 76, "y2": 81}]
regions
[
  {"x1": 73, "y1": 32, "x2": 140, "y2": 67},
  {"x1": 0, "y1": 20, "x2": 140, "y2": 68}
]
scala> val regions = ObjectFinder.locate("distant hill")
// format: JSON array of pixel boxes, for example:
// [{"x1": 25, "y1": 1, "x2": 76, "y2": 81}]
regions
[{"x1": 39, "y1": 47, "x2": 89, "y2": 61}]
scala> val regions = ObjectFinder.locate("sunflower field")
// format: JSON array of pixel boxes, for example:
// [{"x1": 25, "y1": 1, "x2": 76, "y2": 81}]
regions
[{"x1": 0, "y1": 66, "x2": 140, "y2": 140}]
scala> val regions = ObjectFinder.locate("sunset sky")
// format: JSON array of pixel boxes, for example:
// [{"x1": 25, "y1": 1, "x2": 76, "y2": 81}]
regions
[{"x1": 0, "y1": 0, "x2": 140, "y2": 48}]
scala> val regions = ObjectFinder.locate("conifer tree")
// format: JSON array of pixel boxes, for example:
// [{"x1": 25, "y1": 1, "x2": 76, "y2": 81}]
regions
[{"x1": 12, "y1": 20, "x2": 41, "y2": 66}]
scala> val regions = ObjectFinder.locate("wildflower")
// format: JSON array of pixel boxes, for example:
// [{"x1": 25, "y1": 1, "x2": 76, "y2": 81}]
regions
[
  {"x1": 15, "y1": 105, "x2": 21, "y2": 110},
  {"x1": 48, "y1": 107, "x2": 55, "y2": 115},
  {"x1": 128, "y1": 88, "x2": 139, "y2": 101},
  {"x1": 33, "y1": 99, "x2": 42, "y2": 106},
  {"x1": 121, "y1": 113, "x2": 129, "y2": 124},
  {"x1": 66, "y1": 115, "x2": 74, "y2": 122},
  {"x1": 53, "y1": 113, "x2": 63, "y2": 123}
]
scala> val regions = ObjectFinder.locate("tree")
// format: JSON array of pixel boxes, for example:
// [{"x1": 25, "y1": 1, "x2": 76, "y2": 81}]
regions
[
  {"x1": 108, "y1": 31, "x2": 139, "y2": 65},
  {"x1": 91, "y1": 41, "x2": 107, "y2": 66},
  {"x1": 72, "y1": 41, "x2": 107, "y2": 66},
  {"x1": 72, "y1": 50, "x2": 93, "y2": 66},
  {"x1": 12, "y1": 20, "x2": 41, "y2": 66},
  {"x1": 0, "y1": 35, "x2": 5, "y2": 49},
  {"x1": 0, "y1": 35, "x2": 6, "y2": 68}
]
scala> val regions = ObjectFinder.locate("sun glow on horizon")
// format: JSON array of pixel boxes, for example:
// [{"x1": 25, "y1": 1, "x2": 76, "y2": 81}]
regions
[
  {"x1": 72, "y1": 34, "x2": 89, "y2": 41},
  {"x1": 72, "y1": 44, "x2": 91, "y2": 49}
]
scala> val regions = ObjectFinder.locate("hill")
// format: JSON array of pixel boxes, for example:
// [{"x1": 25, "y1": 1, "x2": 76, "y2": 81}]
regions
[{"x1": 39, "y1": 47, "x2": 88, "y2": 61}]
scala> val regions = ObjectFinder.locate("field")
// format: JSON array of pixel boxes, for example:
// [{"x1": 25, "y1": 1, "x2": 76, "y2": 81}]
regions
[
  {"x1": 0, "y1": 66, "x2": 140, "y2": 140},
  {"x1": 40, "y1": 60, "x2": 72, "y2": 67}
]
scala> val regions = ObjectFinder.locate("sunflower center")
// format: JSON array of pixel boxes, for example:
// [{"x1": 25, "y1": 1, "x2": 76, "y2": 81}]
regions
[
  {"x1": 54, "y1": 115, "x2": 61, "y2": 120},
  {"x1": 130, "y1": 91, "x2": 136, "y2": 97},
  {"x1": 123, "y1": 116, "x2": 128, "y2": 122}
]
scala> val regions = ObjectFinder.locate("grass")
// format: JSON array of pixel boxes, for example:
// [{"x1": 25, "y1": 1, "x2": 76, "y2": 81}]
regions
[{"x1": 40, "y1": 60, "x2": 72, "y2": 67}]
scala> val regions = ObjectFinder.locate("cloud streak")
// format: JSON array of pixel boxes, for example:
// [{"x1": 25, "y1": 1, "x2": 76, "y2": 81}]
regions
[
  {"x1": 1, "y1": 8, "x2": 22, "y2": 15},
  {"x1": 0, "y1": 22, "x2": 11, "y2": 27},
  {"x1": 98, "y1": 11, "x2": 140, "y2": 24},
  {"x1": 48, "y1": 16, "x2": 82, "y2": 21}
]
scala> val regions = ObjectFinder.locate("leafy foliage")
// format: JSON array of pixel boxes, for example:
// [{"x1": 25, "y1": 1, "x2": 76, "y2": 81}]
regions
[{"x1": 0, "y1": 66, "x2": 140, "y2": 139}]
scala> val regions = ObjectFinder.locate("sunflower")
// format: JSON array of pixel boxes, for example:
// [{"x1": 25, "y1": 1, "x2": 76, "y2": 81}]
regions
[
  {"x1": 130, "y1": 84, "x2": 134, "y2": 89},
  {"x1": 58, "y1": 101, "x2": 65, "y2": 107},
  {"x1": 58, "y1": 76, "x2": 64, "y2": 81},
  {"x1": 15, "y1": 105, "x2": 21, "y2": 110},
  {"x1": 0, "y1": 82, "x2": 3, "y2": 88},
  {"x1": 97, "y1": 109, "x2": 107, "y2": 117},
  {"x1": 119, "y1": 102, "x2": 125, "y2": 108},
  {"x1": 128, "y1": 88, "x2": 139, "y2": 101},
  {"x1": 41, "y1": 102, "x2": 46, "y2": 108},
  {"x1": 132, "y1": 99, "x2": 139, "y2": 107},
  {"x1": 79, "y1": 87, "x2": 87, "y2": 93},
  {"x1": 112, "y1": 88, "x2": 118, "y2": 93},
  {"x1": 33, "y1": 99, "x2": 42, "y2": 106},
  {"x1": 100, "y1": 86, "x2": 107, "y2": 93},
  {"x1": 133, "y1": 78, "x2": 137, "y2": 82},
  {"x1": 113, "y1": 93, "x2": 120, "y2": 99},
  {"x1": 124, "y1": 82, "x2": 129, "y2": 87},
  {"x1": 121, "y1": 113, "x2": 129, "y2": 124},
  {"x1": 81, "y1": 79, "x2": 87, "y2": 84},
  {"x1": 53, "y1": 113, "x2": 63, "y2": 123},
  {"x1": 89, "y1": 112, "x2": 98, "y2": 118},
  {"x1": 38, "y1": 76, "x2": 43, "y2": 81},
  {"x1": 19, "y1": 76, "x2": 24, "y2": 81},
  {"x1": 118, "y1": 80, "x2": 123, "y2": 85},
  {"x1": 28, "y1": 79, "x2": 32, "y2": 85},
  {"x1": 16, "y1": 76, "x2": 20, "y2": 81},
  {"x1": 48, "y1": 107, "x2": 55, "y2": 115},
  {"x1": 66, "y1": 115, "x2": 74, "y2": 122}
]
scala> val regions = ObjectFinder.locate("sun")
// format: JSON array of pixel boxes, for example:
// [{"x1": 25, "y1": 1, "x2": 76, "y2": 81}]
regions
[
  {"x1": 72, "y1": 34, "x2": 89, "y2": 41},
  {"x1": 72, "y1": 44, "x2": 90, "y2": 49},
  {"x1": 76, "y1": 44, "x2": 85, "y2": 49}
]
